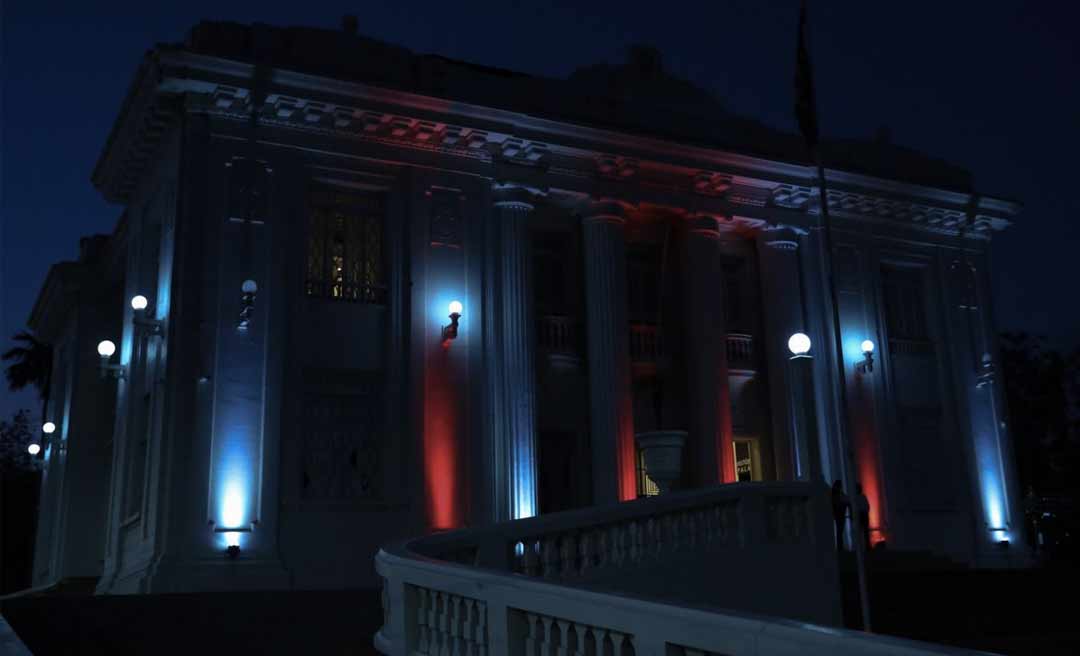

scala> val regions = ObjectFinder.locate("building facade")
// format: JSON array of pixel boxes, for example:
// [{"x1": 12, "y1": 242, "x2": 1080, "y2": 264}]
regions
[{"x1": 29, "y1": 20, "x2": 1023, "y2": 595}]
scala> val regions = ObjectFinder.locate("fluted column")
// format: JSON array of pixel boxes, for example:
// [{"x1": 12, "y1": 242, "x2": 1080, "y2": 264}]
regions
[
  {"x1": 682, "y1": 213, "x2": 735, "y2": 485},
  {"x1": 582, "y1": 200, "x2": 636, "y2": 503},
  {"x1": 493, "y1": 186, "x2": 539, "y2": 519},
  {"x1": 756, "y1": 226, "x2": 807, "y2": 481}
]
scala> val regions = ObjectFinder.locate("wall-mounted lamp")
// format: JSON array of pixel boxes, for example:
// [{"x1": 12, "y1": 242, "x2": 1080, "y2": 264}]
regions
[
  {"x1": 131, "y1": 294, "x2": 163, "y2": 335},
  {"x1": 442, "y1": 300, "x2": 463, "y2": 345},
  {"x1": 237, "y1": 280, "x2": 257, "y2": 332},
  {"x1": 42, "y1": 421, "x2": 56, "y2": 435},
  {"x1": 856, "y1": 339, "x2": 875, "y2": 374},
  {"x1": 27, "y1": 443, "x2": 41, "y2": 456},
  {"x1": 788, "y1": 332, "x2": 811, "y2": 357},
  {"x1": 97, "y1": 339, "x2": 126, "y2": 379}
]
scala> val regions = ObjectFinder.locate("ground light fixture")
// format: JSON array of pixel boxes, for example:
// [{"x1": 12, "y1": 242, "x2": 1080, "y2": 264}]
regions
[
  {"x1": 442, "y1": 300, "x2": 463, "y2": 345},
  {"x1": 28, "y1": 443, "x2": 41, "y2": 456}
]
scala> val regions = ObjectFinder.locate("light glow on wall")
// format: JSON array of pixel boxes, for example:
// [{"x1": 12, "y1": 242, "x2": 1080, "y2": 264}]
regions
[{"x1": 424, "y1": 291, "x2": 463, "y2": 529}]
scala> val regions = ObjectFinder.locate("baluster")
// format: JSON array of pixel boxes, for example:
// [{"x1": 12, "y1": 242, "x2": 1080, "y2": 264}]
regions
[
  {"x1": 610, "y1": 631, "x2": 628, "y2": 656},
  {"x1": 476, "y1": 601, "x2": 488, "y2": 656},
  {"x1": 555, "y1": 620, "x2": 570, "y2": 656},
  {"x1": 542, "y1": 537, "x2": 560, "y2": 578},
  {"x1": 611, "y1": 525, "x2": 625, "y2": 567},
  {"x1": 437, "y1": 591, "x2": 450, "y2": 656},
  {"x1": 418, "y1": 588, "x2": 431, "y2": 654},
  {"x1": 525, "y1": 613, "x2": 541, "y2": 655},
  {"x1": 524, "y1": 539, "x2": 540, "y2": 577},
  {"x1": 561, "y1": 534, "x2": 576, "y2": 577},
  {"x1": 450, "y1": 595, "x2": 463, "y2": 656},
  {"x1": 597, "y1": 628, "x2": 610, "y2": 656},
  {"x1": 595, "y1": 529, "x2": 609, "y2": 568},
  {"x1": 541, "y1": 615, "x2": 555, "y2": 654},
  {"x1": 578, "y1": 531, "x2": 593, "y2": 575}
]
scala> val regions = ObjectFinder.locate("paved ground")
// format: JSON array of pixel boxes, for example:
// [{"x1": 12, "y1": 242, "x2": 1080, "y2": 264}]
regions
[{"x1": 1, "y1": 588, "x2": 383, "y2": 655}]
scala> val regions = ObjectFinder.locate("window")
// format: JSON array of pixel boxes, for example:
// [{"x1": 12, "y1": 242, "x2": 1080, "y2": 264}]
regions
[
  {"x1": 881, "y1": 265, "x2": 931, "y2": 350},
  {"x1": 626, "y1": 245, "x2": 661, "y2": 324},
  {"x1": 637, "y1": 449, "x2": 660, "y2": 498},
  {"x1": 305, "y1": 187, "x2": 386, "y2": 304}
]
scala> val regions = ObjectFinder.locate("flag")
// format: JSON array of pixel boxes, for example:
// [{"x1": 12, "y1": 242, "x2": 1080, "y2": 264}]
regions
[{"x1": 794, "y1": 0, "x2": 819, "y2": 152}]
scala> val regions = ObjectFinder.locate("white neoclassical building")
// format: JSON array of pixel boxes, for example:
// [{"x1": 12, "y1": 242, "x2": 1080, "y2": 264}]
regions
[{"x1": 27, "y1": 19, "x2": 1023, "y2": 611}]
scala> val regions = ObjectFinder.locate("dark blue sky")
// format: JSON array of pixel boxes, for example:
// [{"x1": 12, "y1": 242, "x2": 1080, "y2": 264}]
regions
[{"x1": 2, "y1": 1, "x2": 1078, "y2": 418}]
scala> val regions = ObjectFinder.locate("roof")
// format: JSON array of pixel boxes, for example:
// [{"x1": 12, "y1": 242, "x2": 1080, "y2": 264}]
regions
[{"x1": 172, "y1": 21, "x2": 973, "y2": 192}]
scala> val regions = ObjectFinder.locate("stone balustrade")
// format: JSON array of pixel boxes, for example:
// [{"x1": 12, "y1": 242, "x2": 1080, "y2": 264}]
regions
[
  {"x1": 725, "y1": 332, "x2": 756, "y2": 371},
  {"x1": 629, "y1": 323, "x2": 663, "y2": 363},
  {"x1": 375, "y1": 481, "x2": 990, "y2": 655}
]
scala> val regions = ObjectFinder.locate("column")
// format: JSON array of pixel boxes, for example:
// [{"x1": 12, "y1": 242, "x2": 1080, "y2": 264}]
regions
[
  {"x1": 756, "y1": 226, "x2": 806, "y2": 481},
  {"x1": 582, "y1": 200, "x2": 636, "y2": 504},
  {"x1": 682, "y1": 213, "x2": 735, "y2": 485},
  {"x1": 493, "y1": 185, "x2": 539, "y2": 519}
]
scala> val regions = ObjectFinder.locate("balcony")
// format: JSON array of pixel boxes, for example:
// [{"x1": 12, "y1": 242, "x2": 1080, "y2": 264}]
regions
[
  {"x1": 374, "y1": 482, "x2": 977, "y2": 655},
  {"x1": 726, "y1": 332, "x2": 756, "y2": 372},
  {"x1": 537, "y1": 315, "x2": 585, "y2": 370}
]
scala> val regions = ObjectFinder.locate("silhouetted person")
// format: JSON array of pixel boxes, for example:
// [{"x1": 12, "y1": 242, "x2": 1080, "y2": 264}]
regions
[
  {"x1": 855, "y1": 483, "x2": 871, "y2": 552},
  {"x1": 831, "y1": 480, "x2": 849, "y2": 553},
  {"x1": 1023, "y1": 486, "x2": 1039, "y2": 555}
]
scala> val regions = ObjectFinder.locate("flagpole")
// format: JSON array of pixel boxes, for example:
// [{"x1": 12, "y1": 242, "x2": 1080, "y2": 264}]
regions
[
  {"x1": 795, "y1": 0, "x2": 872, "y2": 631},
  {"x1": 813, "y1": 153, "x2": 873, "y2": 632}
]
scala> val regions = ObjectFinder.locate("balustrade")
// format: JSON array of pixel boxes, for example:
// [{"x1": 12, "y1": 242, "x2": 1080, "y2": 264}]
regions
[
  {"x1": 375, "y1": 481, "x2": 982, "y2": 656},
  {"x1": 725, "y1": 333, "x2": 756, "y2": 371},
  {"x1": 537, "y1": 315, "x2": 584, "y2": 365},
  {"x1": 628, "y1": 323, "x2": 663, "y2": 363}
]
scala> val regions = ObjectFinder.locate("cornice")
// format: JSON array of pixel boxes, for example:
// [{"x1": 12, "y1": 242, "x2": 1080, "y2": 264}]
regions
[{"x1": 94, "y1": 49, "x2": 1020, "y2": 239}]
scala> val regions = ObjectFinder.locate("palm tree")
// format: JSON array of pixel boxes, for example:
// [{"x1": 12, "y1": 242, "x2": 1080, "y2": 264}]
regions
[{"x1": 2, "y1": 330, "x2": 53, "y2": 403}]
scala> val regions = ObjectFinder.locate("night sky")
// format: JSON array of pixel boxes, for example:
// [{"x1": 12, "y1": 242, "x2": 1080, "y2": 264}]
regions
[{"x1": 2, "y1": 1, "x2": 1078, "y2": 419}]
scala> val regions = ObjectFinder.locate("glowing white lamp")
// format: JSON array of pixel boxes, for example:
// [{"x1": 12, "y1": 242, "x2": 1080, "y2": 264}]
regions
[
  {"x1": 788, "y1": 332, "x2": 811, "y2": 356},
  {"x1": 97, "y1": 340, "x2": 117, "y2": 358},
  {"x1": 28, "y1": 443, "x2": 41, "y2": 456},
  {"x1": 448, "y1": 300, "x2": 463, "y2": 316},
  {"x1": 42, "y1": 421, "x2": 56, "y2": 434},
  {"x1": 861, "y1": 339, "x2": 875, "y2": 354},
  {"x1": 130, "y1": 295, "x2": 148, "y2": 311},
  {"x1": 242, "y1": 280, "x2": 258, "y2": 294}
]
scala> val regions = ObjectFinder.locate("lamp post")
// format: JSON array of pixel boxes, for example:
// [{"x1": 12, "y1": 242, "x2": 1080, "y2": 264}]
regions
[{"x1": 786, "y1": 333, "x2": 822, "y2": 482}]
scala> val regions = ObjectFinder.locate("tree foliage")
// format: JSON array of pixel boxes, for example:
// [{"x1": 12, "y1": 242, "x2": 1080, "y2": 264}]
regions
[
  {"x1": 0, "y1": 409, "x2": 37, "y2": 473},
  {"x1": 999, "y1": 332, "x2": 1080, "y2": 496},
  {"x1": 2, "y1": 331, "x2": 53, "y2": 398}
]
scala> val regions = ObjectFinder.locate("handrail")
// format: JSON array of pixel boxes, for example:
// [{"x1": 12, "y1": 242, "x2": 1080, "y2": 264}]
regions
[{"x1": 374, "y1": 481, "x2": 994, "y2": 655}]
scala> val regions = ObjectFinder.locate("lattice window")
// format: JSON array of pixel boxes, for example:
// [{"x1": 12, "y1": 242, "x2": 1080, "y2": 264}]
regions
[
  {"x1": 301, "y1": 387, "x2": 383, "y2": 500},
  {"x1": 305, "y1": 187, "x2": 386, "y2": 304},
  {"x1": 881, "y1": 265, "x2": 930, "y2": 343}
]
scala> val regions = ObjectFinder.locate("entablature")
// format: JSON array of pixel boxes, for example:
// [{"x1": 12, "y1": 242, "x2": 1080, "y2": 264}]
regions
[{"x1": 93, "y1": 50, "x2": 1020, "y2": 242}]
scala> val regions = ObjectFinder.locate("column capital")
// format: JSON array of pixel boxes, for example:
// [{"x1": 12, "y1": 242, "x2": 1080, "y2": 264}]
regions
[
  {"x1": 686, "y1": 212, "x2": 738, "y2": 239},
  {"x1": 492, "y1": 184, "x2": 543, "y2": 211},
  {"x1": 758, "y1": 225, "x2": 802, "y2": 251},
  {"x1": 580, "y1": 198, "x2": 633, "y2": 225}
]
